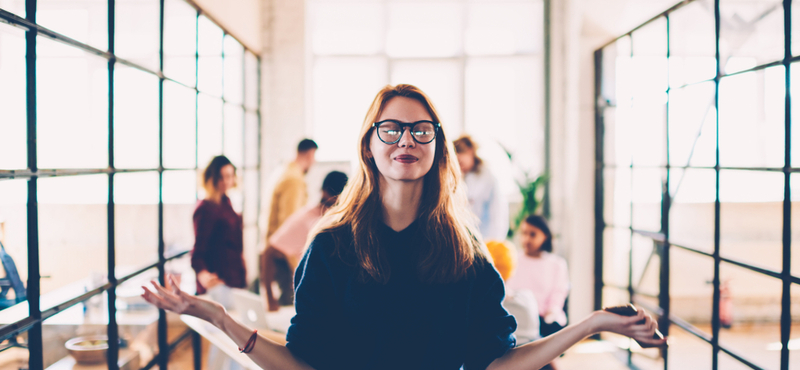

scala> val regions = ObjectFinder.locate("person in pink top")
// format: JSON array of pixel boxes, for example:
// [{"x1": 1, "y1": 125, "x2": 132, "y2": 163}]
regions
[
  {"x1": 261, "y1": 171, "x2": 348, "y2": 311},
  {"x1": 506, "y1": 215, "x2": 569, "y2": 370}
]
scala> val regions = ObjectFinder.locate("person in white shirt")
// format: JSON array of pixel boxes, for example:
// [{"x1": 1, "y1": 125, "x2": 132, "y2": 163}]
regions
[{"x1": 453, "y1": 135, "x2": 509, "y2": 241}]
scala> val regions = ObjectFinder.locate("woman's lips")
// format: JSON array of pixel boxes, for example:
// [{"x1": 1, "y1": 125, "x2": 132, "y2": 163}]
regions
[{"x1": 394, "y1": 155, "x2": 419, "y2": 163}]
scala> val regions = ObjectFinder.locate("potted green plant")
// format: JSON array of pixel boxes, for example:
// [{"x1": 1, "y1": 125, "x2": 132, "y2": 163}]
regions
[{"x1": 512, "y1": 172, "x2": 548, "y2": 233}]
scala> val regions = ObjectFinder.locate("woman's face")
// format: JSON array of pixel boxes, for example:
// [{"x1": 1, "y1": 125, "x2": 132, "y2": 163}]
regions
[
  {"x1": 216, "y1": 164, "x2": 236, "y2": 194},
  {"x1": 368, "y1": 96, "x2": 436, "y2": 183},
  {"x1": 456, "y1": 149, "x2": 475, "y2": 174},
  {"x1": 519, "y1": 221, "x2": 547, "y2": 257}
]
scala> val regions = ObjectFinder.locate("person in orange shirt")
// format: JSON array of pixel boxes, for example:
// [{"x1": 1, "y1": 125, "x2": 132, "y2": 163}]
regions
[
  {"x1": 262, "y1": 139, "x2": 318, "y2": 307},
  {"x1": 261, "y1": 171, "x2": 348, "y2": 311}
]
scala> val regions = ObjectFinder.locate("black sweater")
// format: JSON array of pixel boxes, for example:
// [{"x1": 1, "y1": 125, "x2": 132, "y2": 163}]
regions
[{"x1": 285, "y1": 220, "x2": 517, "y2": 370}]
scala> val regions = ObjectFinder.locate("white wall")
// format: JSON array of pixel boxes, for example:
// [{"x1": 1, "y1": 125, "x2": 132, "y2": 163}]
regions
[{"x1": 192, "y1": 0, "x2": 263, "y2": 53}]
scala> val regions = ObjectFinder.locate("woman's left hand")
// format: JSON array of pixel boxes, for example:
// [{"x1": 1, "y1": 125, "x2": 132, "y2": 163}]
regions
[{"x1": 591, "y1": 308, "x2": 667, "y2": 348}]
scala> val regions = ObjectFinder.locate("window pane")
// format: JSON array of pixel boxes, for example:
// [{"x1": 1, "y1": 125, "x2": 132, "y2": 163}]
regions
[
  {"x1": 720, "y1": 170, "x2": 783, "y2": 272},
  {"x1": 631, "y1": 168, "x2": 662, "y2": 233},
  {"x1": 391, "y1": 60, "x2": 462, "y2": 134},
  {"x1": 0, "y1": 0, "x2": 25, "y2": 17},
  {"x1": 792, "y1": 61, "x2": 800, "y2": 166},
  {"x1": 164, "y1": 81, "x2": 197, "y2": 169},
  {"x1": 669, "y1": 168, "x2": 716, "y2": 254},
  {"x1": 37, "y1": 37, "x2": 108, "y2": 169},
  {"x1": 223, "y1": 35, "x2": 244, "y2": 104},
  {"x1": 37, "y1": 0, "x2": 107, "y2": 50},
  {"x1": 603, "y1": 227, "x2": 630, "y2": 288},
  {"x1": 42, "y1": 292, "x2": 110, "y2": 368},
  {"x1": 310, "y1": 2, "x2": 383, "y2": 55},
  {"x1": 244, "y1": 51, "x2": 259, "y2": 110},
  {"x1": 224, "y1": 104, "x2": 244, "y2": 168},
  {"x1": 244, "y1": 112, "x2": 259, "y2": 168},
  {"x1": 465, "y1": 1, "x2": 542, "y2": 56},
  {"x1": 720, "y1": 0, "x2": 784, "y2": 74},
  {"x1": 115, "y1": 0, "x2": 160, "y2": 70},
  {"x1": 242, "y1": 169, "x2": 258, "y2": 226},
  {"x1": 164, "y1": 170, "x2": 197, "y2": 253},
  {"x1": 465, "y1": 57, "x2": 544, "y2": 175},
  {"x1": 667, "y1": 325, "x2": 713, "y2": 370},
  {"x1": 312, "y1": 57, "x2": 388, "y2": 161},
  {"x1": 719, "y1": 67, "x2": 785, "y2": 168},
  {"x1": 718, "y1": 262, "x2": 782, "y2": 370},
  {"x1": 669, "y1": 0, "x2": 716, "y2": 87},
  {"x1": 198, "y1": 94, "x2": 223, "y2": 167},
  {"x1": 387, "y1": 2, "x2": 461, "y2": 58},
  {"x1": 0, "y1": 180, "x2": 28, "y2": 313},
  {"x1": 0, "y1": 24, "x2": 26, "y2": 170},
  {"x1": 38, "y1": 175, "x2": 107, "y2": 308},
  {"x1": 632, "y1": 16, "x2": 667, "y2": 57},
  {"x1": 198, "y1": 15, "x2": 223, "y2": 97},
  {"x1": 668, "y1": 82, "x2": 717, "y2": 168},
  {"x1": 792, "y1": 174, "x2": 800, "y2": 278},
  {"x1": 604, "y1": 167, "x2": 632, "y2": 228},
  {"x1": 115, "y1": 172, "x2": 158, "y2": 272},
  {"x1": 164, "y1": 0, "x2": 197, "y2": 86},
  {"x1": 670, "y1": 247, "x2": 714, "y2": 335},
  {"x1": 115, "y1": 66, "x2": 159, "y2": 169}
]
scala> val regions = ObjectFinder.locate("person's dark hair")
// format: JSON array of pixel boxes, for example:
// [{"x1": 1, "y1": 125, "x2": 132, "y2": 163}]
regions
[
  {"x1": 453, "y1": 135, "x2": 483, "y2": 171},
  {"x1": 297, "y1": 139, "x2": 319, "y2": 153},
  {"x1": 203, "y1": 155, "x2": 236, "y2": 190},
  {"x1": 321, "y1": 171, "x2": 348, "y2": 197},
  {"x1": 524, "y1": 214, "x2": 553, "y2": 252}
]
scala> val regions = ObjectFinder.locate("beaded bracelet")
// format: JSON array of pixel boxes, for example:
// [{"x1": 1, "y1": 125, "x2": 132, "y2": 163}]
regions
[{"x1": 239, "y1": 329, "x2": 258, "y2": 354}]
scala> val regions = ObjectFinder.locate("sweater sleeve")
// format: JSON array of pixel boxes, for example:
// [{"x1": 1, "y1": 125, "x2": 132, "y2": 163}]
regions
[
  {"x1": 546, "y1": 256, "x2": 570, "y2": 326},
  {"x1": 190, "y1": 205, "x2": 215, "y2": 274},
  {"x1": 285, "y1": 233, "x2": 346, "y2": 370},
  {"x1": 464, "y1": 261, "x2": 517, "y2": 370}
]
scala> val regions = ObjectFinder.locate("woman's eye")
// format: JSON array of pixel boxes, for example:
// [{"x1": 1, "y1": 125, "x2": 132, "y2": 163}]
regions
[{"x1": 383, "y1": 130, "x2": 400, "y2": 135}]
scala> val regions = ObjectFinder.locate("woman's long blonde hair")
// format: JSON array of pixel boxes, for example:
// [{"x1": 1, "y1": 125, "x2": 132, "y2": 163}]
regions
[{"x1": 310, "y1": 84, "x2": 486, "y2": 284}]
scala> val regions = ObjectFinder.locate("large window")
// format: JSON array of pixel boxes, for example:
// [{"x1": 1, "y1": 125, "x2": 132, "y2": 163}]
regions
[
  {"x1": 595, "y1": 0, "x2": 798, "y2": 369},
  {"x1": 308, "y1": 0, "x2": 546, "y2": 195},
  {"x1": 0, "y1": 1, "x2": 260, "y2": 368}
]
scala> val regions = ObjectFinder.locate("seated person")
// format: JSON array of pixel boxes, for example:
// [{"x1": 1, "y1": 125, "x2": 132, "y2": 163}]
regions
[
  {"x1": 505, "y1": 215, "x2": 569, "y2": 369},
  {"x1": 506, "y1": 215, "x2": 570, "y2": 332},
  {"x1": 261, "y1": 171, "x2": 348, "y2": 311},
  {"x1": 485, "y1": 240, "x2": 540, "y2": 344}
]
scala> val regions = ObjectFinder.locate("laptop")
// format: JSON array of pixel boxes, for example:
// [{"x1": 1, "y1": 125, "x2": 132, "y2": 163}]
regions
[{"x1": 231, "y1": 289, "x2": 295, "y2": 333}]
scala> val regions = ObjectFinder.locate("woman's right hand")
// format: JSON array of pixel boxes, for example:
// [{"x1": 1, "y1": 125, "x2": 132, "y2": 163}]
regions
[{"x1": 141, "y1": 274, "x2": 227, "y2": 327}]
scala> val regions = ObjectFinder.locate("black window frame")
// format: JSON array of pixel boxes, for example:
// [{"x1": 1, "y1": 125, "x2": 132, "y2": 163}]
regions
[
  {"x1": 594, "y1": 1, "x2": 797, "y2": 370},
  {"x1": 0, "y1": 0, "x2": 262, "y2": 368}
]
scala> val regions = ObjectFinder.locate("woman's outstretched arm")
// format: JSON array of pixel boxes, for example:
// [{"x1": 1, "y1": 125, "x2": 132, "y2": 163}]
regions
[
  {"x1": 141, "y1": 275, "x2": 314, "y2": 370},
  {"x1": 487, "y1": 308, "x2": 667, "y2": 370}
]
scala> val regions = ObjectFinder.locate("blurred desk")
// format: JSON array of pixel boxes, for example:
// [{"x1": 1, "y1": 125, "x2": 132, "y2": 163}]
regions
[
  {"x1": 45, "y1": 349, "x2": 140, "y2": 370},
  {"x1": 180, "y1": 306, "x2": 295, "y2": 370}
]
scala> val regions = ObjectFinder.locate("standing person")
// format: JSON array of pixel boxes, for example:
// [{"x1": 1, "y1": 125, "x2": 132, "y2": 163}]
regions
[
  {"x1": 261, "y1": 171, "x2": 348, "y2": 311},
  {"x1": 142, "y1": 84, "x2": 666, "y2": 370},
  {"x1": 191, "y1": 155, "x2": 246, "y2": 307},
  {"x1": 264, "y1": 139, "x2": 317, "y2": 306},
  {"x1": 190, "y1": 155, "x2": 247, "y2": 370},
  {"x1": 454, "y1": 135, "x2": 509, "y2": 241}
]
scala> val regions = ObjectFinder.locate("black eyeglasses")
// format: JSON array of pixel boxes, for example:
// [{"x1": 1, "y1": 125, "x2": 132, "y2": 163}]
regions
[{"x1": 372, "y1": 120, "x2": 441, "y2": 145}]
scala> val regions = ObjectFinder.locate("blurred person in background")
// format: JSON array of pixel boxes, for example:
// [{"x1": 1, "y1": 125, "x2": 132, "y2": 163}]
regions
[
  {"x1": 261, "y1": 170, "x2": 349, "y2": 311},
  {"x1": 191, "y1": 155, "x2": 247, "y2": 370},
  {"x1": 454, "y1": 135, "x2": 509, "y2": 241},
  {"x1": 506, "y1": 215, "x2": 570, "y2": 370},
  {"x1": 263, "y1": 139, "x2": 318, "y2": 306},
  {"x1": 485, "y1": 240, "x2": 541, "y2": 345},
  {"x1": 191, "y1": 155, "x2": 246, "y2": 307}
]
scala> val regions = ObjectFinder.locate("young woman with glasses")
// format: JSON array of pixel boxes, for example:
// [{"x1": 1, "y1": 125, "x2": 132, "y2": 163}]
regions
[{"x1": 142, "y1": 84, "x2": 666, "y2": 370}]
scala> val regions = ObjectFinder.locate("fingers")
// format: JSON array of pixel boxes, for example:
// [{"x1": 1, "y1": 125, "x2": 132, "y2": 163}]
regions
[{"x1": 150, "y1": 280, "x2": 184, "y2": 308}]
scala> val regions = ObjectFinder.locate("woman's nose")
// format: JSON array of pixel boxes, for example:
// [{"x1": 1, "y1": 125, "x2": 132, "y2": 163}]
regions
[{"x1": 398, "y1": 128, "x2": 416, "y2": 148}]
